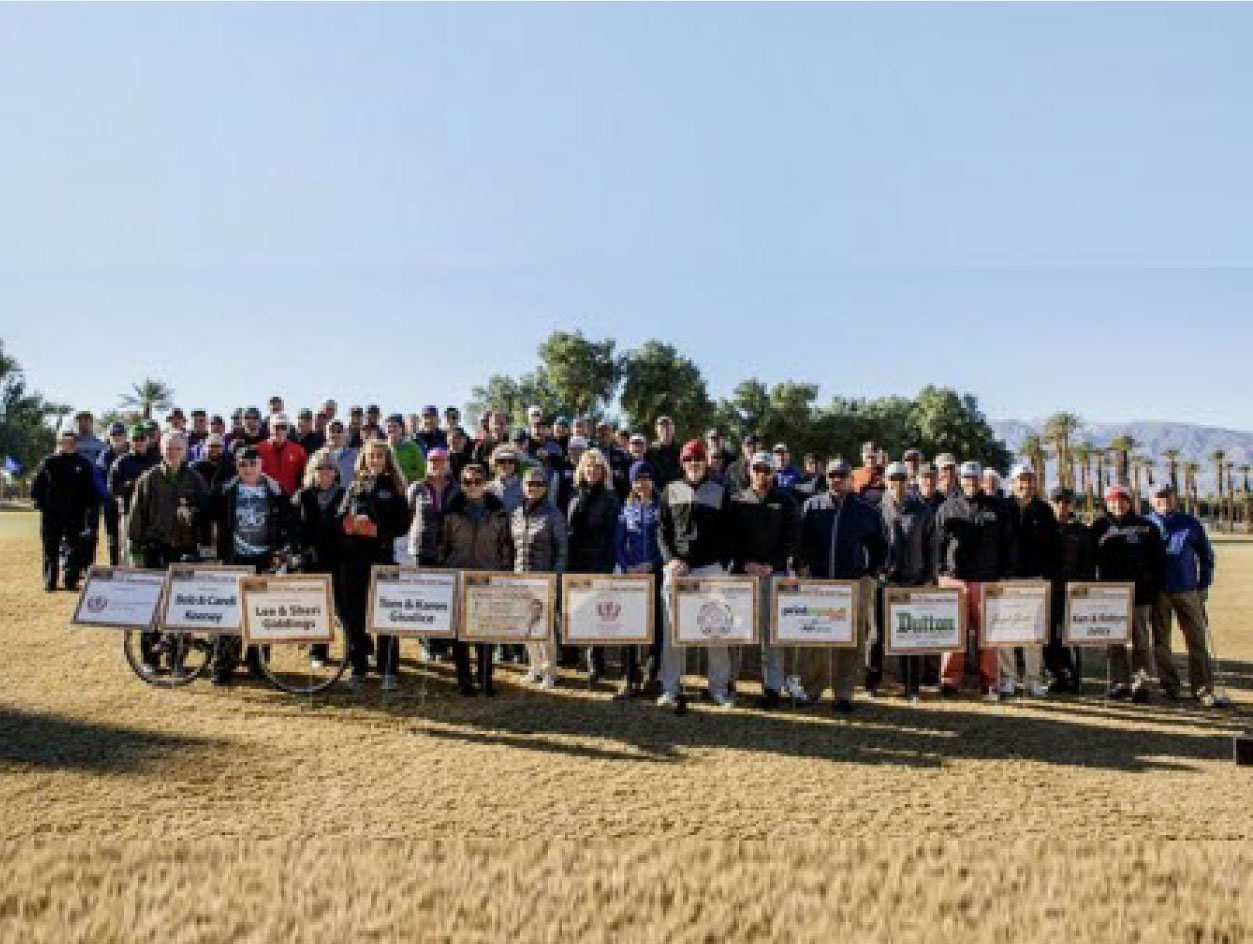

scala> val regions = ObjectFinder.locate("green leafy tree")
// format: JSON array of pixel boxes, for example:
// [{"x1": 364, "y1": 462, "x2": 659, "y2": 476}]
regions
[
  {"x1": 536, "y1": 331, "x2": 622, "y2": 420},
  {"x1": 618, "y1": 341, "x2": 714, "y2": 435},
  {"x1": 0, "y1": 340, "x2": 60, "y2": 477}
]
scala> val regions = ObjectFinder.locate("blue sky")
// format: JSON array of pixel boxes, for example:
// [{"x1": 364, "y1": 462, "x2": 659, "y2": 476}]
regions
[{"x1": 2, "y1": 4, "x2": 1250, "y2": 428}]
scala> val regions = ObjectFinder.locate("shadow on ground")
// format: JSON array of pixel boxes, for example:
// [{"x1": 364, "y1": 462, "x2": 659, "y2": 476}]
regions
[
  {"x1": 0, "y1": 705, "x2": 226, "y2": 775},
  {"x1": 215, "y1": 657, "x2": 1249, "y2": 775}
]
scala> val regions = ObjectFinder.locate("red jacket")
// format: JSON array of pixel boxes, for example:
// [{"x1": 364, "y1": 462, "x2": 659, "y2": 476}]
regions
[{"x1": 257, "y1": 440, "x2": 307, "y2": 496}]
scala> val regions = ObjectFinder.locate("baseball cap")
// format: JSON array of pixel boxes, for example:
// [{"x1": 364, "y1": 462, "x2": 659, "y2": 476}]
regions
[
  {"x1": 629, "y1": 460, "x2": 655, "y2": 482},
  {"x1": 523, "y1": 467, "x2": 547, "y2": 484},
  {"x1": 1049, "y1": 486, "x2": 1075, "y2": 502},
  {"x1": 129, "y1": 424, "x2": 147, "y2": 438},
  {"x1": 743, "y1": 433, "x2": 760, "y2": 445},
  {"x1": 903, "y1": 449, "x2": 922, "y2": 461},
  {"x1": 1105, "y1": 483, "x2": 1131, "y2": 501},
  {"x1": 554, "y1": 416, "x2": 570, "y2": 428},
  {"x1": 207, "y1": 433, "x2": 225, "y2": 447},
  {"x1": 298, "y1": 408, "x2": 313, "y2": 420},
  {"x1": 191, "y1": 408, "x2": 206, "y2": 418},
  {"x1": 108, "y1": 421, "x2": 126, "y2": 436},
  {"x1": 238, "y1": 447, "x2": 261, "y2": 462},
  {"x1": 366, "y1": 404, "x2": 380, "y2": 415},
  {"x1": 58, "y1": 424, "x2": 77, "y2": 439},
  {"x1": 511, "y1": 427, "x2": 529, "y2": 443},
  {"x1": 656, "y1": 416, "x2": 674, "y2": 426},
  {"x1": 917, "y1": 462, "x2": 936, "y2": 477},
  {"x1": 169, "y1": 407, "x2": 185, "y2": 419},
  {"x1": 269, "y1": 413, "x2": 290, "y2": 428},
  {"x1": 427, "y1": 447, "x2": 449, "y2": 460},
  {"x1": 886, "y1": 461, "x2": 909, "y2": 480},
  {"x1": 772, "y1": 443, "x2": 788, "y2": 453},
  {"x1": 750, "y1": 451, "x2": 774, "y2": 470},
  {"x1": 959, "y1": 461, "x2": 982, "y2": 478},
  {"x1": 422, "y1": 405, "x2": 439, "y2": 416},
  {"x1": 680, "y1": 440, "x2": 707, "y2": 461},
  {"x1": 1010, "y1": 463, "x2": 1034, "y2": 479},
  {"x1": 935, "y1": 453, "x2": 957, "y2": 469},
  {"x1": 496, "y1": 448, "x2": 518, "y2": 463},
  {"x1": 568, "y1": 435, "x2": 589, "y2": 451},
  {"x1": 1152, "y1": 482, "x2": 1175, "y2": 497},
  {"x1": 244, "y1": 406, "x2": 261, "y2": 419},
  {"x1": 826, "y1": 458, "x2": 851, "y2": 475},
  {"x1": 527, "y1": 405, "x2": 544, "y2": 419},
  {"x1": 860, "y1": 441, "x2": 876, "y2": 453},
  {"x1": 386, "y1": 413, "x2": 404, "y2": 426},
  {"x1": 629, "y1": 433, "x2": 647, "y2": 445}
]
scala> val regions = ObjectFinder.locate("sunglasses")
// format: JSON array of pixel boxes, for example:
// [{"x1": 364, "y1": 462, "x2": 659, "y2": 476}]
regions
[
  {"x1": 827, "y1": 471, "x2": 849, "y2": 479},
  {"x1": 462, "y1": 478, "x2": 486, "y2": 487},
  {"x1": 524, "y1": 481, "x2": 545, "y2": 489}
]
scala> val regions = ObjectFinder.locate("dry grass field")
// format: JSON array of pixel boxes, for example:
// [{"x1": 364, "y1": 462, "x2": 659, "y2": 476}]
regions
[{"x1": 1, "y1": 507, "x2": 1250, "y2": 942}]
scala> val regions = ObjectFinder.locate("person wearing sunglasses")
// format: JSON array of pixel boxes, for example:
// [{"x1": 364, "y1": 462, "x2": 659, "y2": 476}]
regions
[
  {"x1": 657, "y1": 440, "x2": 735, "y2": 708},
  {"x1": 567, "y1": 448, "x2": 622, "y2": 685},
  {"x1": 796, "y1": 458, "x2": 888, "y2": 713},
  {"x1": 488, "y1": 445, "x2": 525, "y2": 515},
  {"x1": 295, "y1": 454, "x2": 348, "y2": 668},
  {"x1": 513, "y1": 467, "x2": 568, "y2": 689},
  {"x1": 438, "y1": 463, "x2": 514, "y2": 696}
]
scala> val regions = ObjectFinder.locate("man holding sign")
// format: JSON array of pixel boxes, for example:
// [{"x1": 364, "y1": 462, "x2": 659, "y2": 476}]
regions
[
  {"x1": 879, "y1": 462, "x2": 939, "y2": 701},
  {"x1": 1092, "y1": 483, "x2": 1165, "y2": 702},
  {"x1": 797, "y1": 458, "x2": 887, "y2": 713},
  {"x1": 729, "y1": 451, "x2": 801, "y2": 708}
]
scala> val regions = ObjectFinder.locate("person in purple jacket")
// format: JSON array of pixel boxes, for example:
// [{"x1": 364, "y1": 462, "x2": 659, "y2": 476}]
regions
[{"x1": 1147, "y1": 483, "x2": 1224, "y2": 707}]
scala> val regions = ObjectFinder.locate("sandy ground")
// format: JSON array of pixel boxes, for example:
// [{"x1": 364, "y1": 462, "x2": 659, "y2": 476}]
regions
[{"x1": 1, "y1": 509, "x2": 1250, "y2": 942}]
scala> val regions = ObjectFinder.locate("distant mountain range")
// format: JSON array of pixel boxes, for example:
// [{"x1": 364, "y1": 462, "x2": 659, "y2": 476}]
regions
[{"x1": 990, "y1": 419, "x2": 1253, "y2": 494}]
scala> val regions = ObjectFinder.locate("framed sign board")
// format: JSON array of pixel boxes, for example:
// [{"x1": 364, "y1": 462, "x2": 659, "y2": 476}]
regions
[
  {"x1": 240, "y1": 574, "x2": 335, "y2": 646},
  {"x1": 885, "y1": 586, "x2": 966, "y2": 654},
  {"x1": 460, "y1": 572, "x2": 556, "y2": 643},
  {"x1": 562, "y1": 573, "x2": 654, "y2": 645},
  {"x1": 670, "y1": 575, "x2": 759, "y2": 647},
  {"x1": 368, "y1": 566, "x2": 459, "y2": 638},
  {"x1": 980, "y1": 581, "x2": 1050, "y2": 648},
  {"x1": 769, "y1": 578, "x2": 860, "y2": 648},
  {"x1": 158, "y1": 564, "x2": 254, "y2": 635},
  {"x1": 1064, "y1": 582, "x2": 1134, "y2": 646},
  {"x1": 71, "y1": 566, "x2": 167, "y2": 630}
]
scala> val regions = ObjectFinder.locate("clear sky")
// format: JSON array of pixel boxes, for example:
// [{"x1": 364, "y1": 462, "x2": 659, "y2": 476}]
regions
[{"x1": 2, "y1": 3, "x2": 1250, "y2": 428}]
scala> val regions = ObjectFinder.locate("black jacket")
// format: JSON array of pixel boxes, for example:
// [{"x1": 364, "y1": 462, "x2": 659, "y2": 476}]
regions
[
  {"x1": 1091, "y1": 512, "x2": 1166, "y2": 606},
  {"x1": 797, "y1": 491, "x2": 888, "y2": 580},
  {"x1": 210, "y1": 475, "x2": 297, "y2": 563},
  {"x1": 659, "y1": 475, "x2": 731, "y2": 569},
  {"x1": 1052, "y1": 518, "x2": 1098, "y2": 624},
  {"x1": 567, "y1": 482, "x2": 621, "y2": 574},
  {"x1": 294, "y1": 484, "x2": 347, "y2": 571},
  {"x1": 438, "y1": 489, "x2": 513, "y2": 571},
  {"x1": 724, "y1": 456, "x2": 754, "y2": 493},
  {"x1": 336, "y1": 473, "x2": 412, "y2": 566},
  {"x1": 880, "y1": 491, "x2": 938, "y2": 586},
  {"x1": 728, "y1": 485, "x2": 801, "y2": 573},
  {"x1": 31, "y1": 451, "x2": 98, "y2": 524},
  {"x1": 108, "y1": 451, "x2": 159, "y2": 513},
  {"x1": 936, "y1": 490, "x2": 1016, "y2": 582},
  {"x1": 646, "y1": 442, "x2": 682, "y2": 490},
  {"x1": 1007, "y1": 496, "x2": 1059, "y2": 580}
]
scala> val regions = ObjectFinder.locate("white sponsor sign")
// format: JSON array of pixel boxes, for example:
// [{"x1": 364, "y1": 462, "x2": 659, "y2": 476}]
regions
[
  {"x1": 770, "y1": 579, "x2": 859, "y2": 648},
  {"x1": 563, "y1": 574, "x2": 654, "y2": 645},
  {"x1": 885, "y1": 587, "x2": 965, "y2": 654},
  {"x1": 240, "y1": 574, "x2": 335, "y2": 645},
  {"x1": 1064, "y1": 583, "x2": 1133, "y2": 646},
  {"x1": 368, "y1": 566, "x2": 458, "y2": 638},
  {"x1": 981, "y1": 581, "x2": 1050, "y2": 648},
  {"x1": 671, "y1": 576, "x2": 759, "y2": 647},
  {"x1": 71, "y1": 566, "x2": 167, "y2": 630},
  {"x1": 460, "y1": 572, "x2": 556, "y2": 643},
  {"x1": 159, "y1": 565, "x2": 252, "y2": 634}
]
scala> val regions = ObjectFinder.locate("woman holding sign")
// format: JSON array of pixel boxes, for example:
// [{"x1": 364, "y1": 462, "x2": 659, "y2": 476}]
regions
[
  {"x1": 512, "y1": 467, "x2": 568, "y2": 689},
  {"x1": 567, "y1": 449, "x2": 622, "y2": 685},
  {"x1": 336, "y1": 441, "x2": 412, "y2": 690},
  {"x1": 294, "y1": 454, "x2": 347, "y2": 667},
  {"x1": 613, "y1": 460, "x2": 665, "y2": 699}
]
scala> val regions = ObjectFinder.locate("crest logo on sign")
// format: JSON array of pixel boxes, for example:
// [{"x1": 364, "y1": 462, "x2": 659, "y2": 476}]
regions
[
  {"x1": 597, "y1": 600, "x2": 621, "y2": 621},
  {"x1": 86, "y1": 595, "x2": 108, "y2": 614}
]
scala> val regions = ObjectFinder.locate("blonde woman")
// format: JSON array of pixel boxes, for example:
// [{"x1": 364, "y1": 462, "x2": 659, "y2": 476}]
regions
[
  {"x1": 335, "y1": 440, "x2": 411, "y2": 690},
  {"x1": 567, "y1": 448, "x2": 621, "y2": 684}
]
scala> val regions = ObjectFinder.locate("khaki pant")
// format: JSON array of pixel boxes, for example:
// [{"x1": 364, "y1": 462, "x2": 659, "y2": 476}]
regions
[
  {"x1": 798, "y1": 576, "x2": 874, "y2": 704},
  {"x1": 1151, "y1": 590, "x2": 1214, "y2": 696},
  {"x1": 997, "y1": 646, "x2": 1044, "y2": 688},
  {"x1": 1108, "y1": 605, "x2": 1155, "y2": 688},
  {"x1": 659, "y1": 563, "x2": 733, "y2": 698}
]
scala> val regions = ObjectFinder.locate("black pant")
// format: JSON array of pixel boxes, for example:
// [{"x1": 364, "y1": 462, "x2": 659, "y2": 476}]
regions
[
  {"x1": 622, "y1": 565, "x2": 664, "y2": 686},
  {"x1": 337, "y1": 554, "x2": 376, "y2": 676},
  {"x1": 866, "y1": 582, "x2": 887, "y2": 690},
  {"x1": 138, "y1": 543, "x2": 184, "y2": 667},
  {"x1": 213, "y1": 555, "x2": 269, "y2": 678},
  {"x1": 40, "y1": 513, "x2": 88, "y2": 590},
  {"x1": 453, "y1": 642, "x2": 494, "y2": 691},
  {"x1": 102, "y1": 500, "x2": 121, "y2": 566}
]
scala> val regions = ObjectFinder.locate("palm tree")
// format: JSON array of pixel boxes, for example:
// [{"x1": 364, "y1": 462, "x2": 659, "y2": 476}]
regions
[
  {"x1": 1181, "y1": 460, "x2": 1200, "y2": 516},
  {"x1": 1021, "y1": 434, "x2": 1046, "y2": 493},
  {"x1": 1161, "y1": 448, "x2": 1181, "y2": 494},
  {"x1": 1227, "y1": 460, "x2": 1237, "y2": 525},
  {"x1": 1044, "y1": 412, "x2": 1082, "y2": 490},
  {"x1": 1210, "y1": 450, "x2": 1227, "y2": 527},
  {"x1": 1108, "y1": 435, "x2": 1137, "y2": 484},
  {"x1": 1073, "y1": 441, "x2": 1091, "y2": 502},
  {"x1": 119, "y1": 378, "x2": 174, "y2": 421}
]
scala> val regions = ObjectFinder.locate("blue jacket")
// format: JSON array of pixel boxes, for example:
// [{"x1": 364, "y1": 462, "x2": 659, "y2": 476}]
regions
[
  {"x1": 1147, "y1": 511, "x2": 1214, "y2": 593},
  {"x1": 614, "y1": 495, "x2": 663, "y2": 571},
  {"x1": 798, "y1": 491, "x2": 888, "y2": 580}
]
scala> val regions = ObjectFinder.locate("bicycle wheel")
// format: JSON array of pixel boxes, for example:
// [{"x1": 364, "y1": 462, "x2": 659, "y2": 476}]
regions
[
  {"x1": 123, "y1": 629, "x2": 214, "y2": 688},
  {"x1": 255, "y1": 624, "x2": 350, "y2": 695}
]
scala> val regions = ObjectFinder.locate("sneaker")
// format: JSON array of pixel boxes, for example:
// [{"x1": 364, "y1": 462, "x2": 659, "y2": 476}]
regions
[
  {"x1": 998, "y1": 678, "x2": 1017, "y2": 697},
  {"x1": 310, "y1": 656, "x2": 327, "y2": 669},
  {"x1": 982, "y1": 688, "x2": 1000, "y2": 702},
  {"x1": 833, "y1": 699, "x2": 854, "y2": 715},
  {"x1": 1198, "y1": 692, "x2": 1229, "y2": 709},
  {"x1": 864, "y1": 687, "x2": 878, "y2": 701},
  {"x1": 211, "y1": 672, "x2": 232, "y2": 687},
  {"x1": 1131, "y1": 686, "x2": 1150, "y2": 704},
  {"x1": 908, "y1": 692, "x2": 921, "y2": 705},
  {"x1": 656, "y1": 692, "x2": 679, "y2": 708},
  {"x1": 342, "y1": 674, "x2": 365, "y2": 693},
  {"x1": 1161, "y1": 687, "x2": 1181, "y2": 702},
  {"x1": 1027, "y1": 682, "x2": 1049, "y2": 699},
  {"x1": 760, "y1": 688, "x2": 781, "y2": 710},
  {"x1": 522, "y1": 670, "x2": 542, "y2": 685},
  {"x1": 456, "y1": 682, "x2": 478, "y2": 697},
  {"x1": 940, "y1": 684, "x2": 959, "y2": 699},
  {"x1": 783, "y1": 676, "x2": 806, "y2": 700},
  {"x1": 380, "y1": 674, "x2": 399, "y2": 692},
  {"x1": 1047, "y1": 678, "x2": 1071, "y2": 696},
  {"x1": 540, "y1": 674, "x2": 557, "y2": 691},
  {"x1": 711, "y1": 691, "x2": 735, "y2": 709},
  {"x1": 1106, "y1": 684, "x2": 1131, "y2": 700}
]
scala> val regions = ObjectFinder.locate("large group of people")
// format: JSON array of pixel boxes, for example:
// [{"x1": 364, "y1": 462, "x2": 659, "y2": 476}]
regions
[{"x1": 30, "y1": 397, "x2": 1225, "y2": 710}]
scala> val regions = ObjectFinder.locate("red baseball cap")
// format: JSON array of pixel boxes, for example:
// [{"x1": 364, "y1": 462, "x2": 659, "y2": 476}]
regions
[
  {"x1": 1105, "y1": 483, "x2": 1131, "y2": 502},
  {"x1": 680, "y1": 439, "x2": 706, "y2": 461}
]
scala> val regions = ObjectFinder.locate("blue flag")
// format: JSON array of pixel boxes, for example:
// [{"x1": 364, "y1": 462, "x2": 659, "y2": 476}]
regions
[{"x1": 2, "y1": 456, "x2": 19, "y2": 475}]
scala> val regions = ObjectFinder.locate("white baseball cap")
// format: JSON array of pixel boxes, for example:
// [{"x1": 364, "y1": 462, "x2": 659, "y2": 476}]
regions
[{"x1": 959, "y1": 461, "x2": 982, "y2": 478}]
